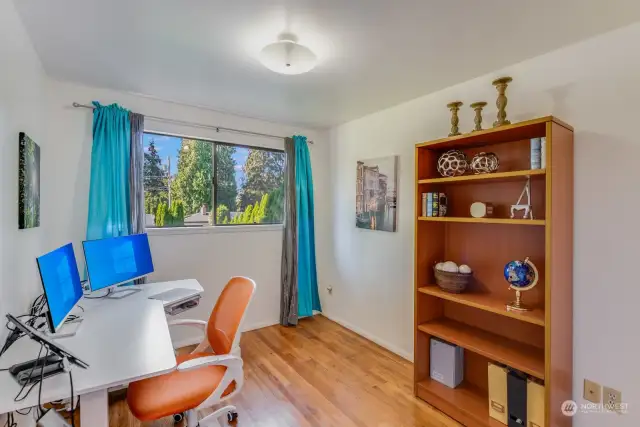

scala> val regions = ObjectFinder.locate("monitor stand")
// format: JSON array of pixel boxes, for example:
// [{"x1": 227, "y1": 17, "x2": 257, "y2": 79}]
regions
[
  {"x1": 45, "y1": 318, "x2": 83, "y2": 339},
  {"x1": 107, "y1": 285, "x2": 144, "y2": 299}
]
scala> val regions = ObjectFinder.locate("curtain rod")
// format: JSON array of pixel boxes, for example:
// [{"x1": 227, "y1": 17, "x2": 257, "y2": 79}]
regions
[{"x1": 71, "y1": 102, "x2": 313, "y2": 144}]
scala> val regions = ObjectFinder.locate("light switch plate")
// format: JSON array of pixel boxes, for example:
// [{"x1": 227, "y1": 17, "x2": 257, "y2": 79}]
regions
[{"x1": 583, "y1": 379, "x2": 601, "y2": 403}]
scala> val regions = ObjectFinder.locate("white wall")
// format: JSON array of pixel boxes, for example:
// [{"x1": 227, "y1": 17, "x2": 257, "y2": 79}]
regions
[
  {"x1": 0, "y1": 1, "x2": 47, "y2": 425},
  {"x1": 323, "y1": 22, "x2": 640, "y2": 427},
  {"x1": 44, "y1": 80, "x2": 331, "y2": 345},
  {"x1": 0, "y1": 0, "x2": 48, "y2": 342}
]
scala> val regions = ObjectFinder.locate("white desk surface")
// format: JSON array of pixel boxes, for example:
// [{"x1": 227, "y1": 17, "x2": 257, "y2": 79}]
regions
[{"x1": 0, "y1": 279, "x2": 203, "y2": 415}]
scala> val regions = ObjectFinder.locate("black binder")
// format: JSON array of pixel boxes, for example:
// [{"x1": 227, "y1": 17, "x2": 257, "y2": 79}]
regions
[{"x1": 507, "y1": 369, "x2": 528, "y2": 426}]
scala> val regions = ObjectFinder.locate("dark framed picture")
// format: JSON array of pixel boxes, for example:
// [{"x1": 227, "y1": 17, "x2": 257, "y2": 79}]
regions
[{"x1": 19, "y1": 132, "x2": 41, "y2": 229}]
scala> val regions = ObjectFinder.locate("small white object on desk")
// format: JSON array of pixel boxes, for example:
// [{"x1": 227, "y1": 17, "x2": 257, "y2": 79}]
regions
[{"x1": 149, "y1": 288, "x2": 200, "y2": 305}]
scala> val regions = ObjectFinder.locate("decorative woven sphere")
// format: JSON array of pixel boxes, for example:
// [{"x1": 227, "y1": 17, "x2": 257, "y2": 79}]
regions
[
  {"x1": 437, "y1": 150, "x2": 468, "y2": 177},
  {"x1": 470, "y1": 152, "x2": 499, "y2": 174}
]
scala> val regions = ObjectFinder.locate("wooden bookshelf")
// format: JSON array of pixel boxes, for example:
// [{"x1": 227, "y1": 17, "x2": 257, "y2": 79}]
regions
[{"x1": 414, "y1": 116, "x2": 574, "y2": 427}]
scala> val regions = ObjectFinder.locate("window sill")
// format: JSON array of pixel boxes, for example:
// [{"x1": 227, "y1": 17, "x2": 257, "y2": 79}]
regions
[{"x1": 146, "y1": 224, "x2": 284, "y2": 236}]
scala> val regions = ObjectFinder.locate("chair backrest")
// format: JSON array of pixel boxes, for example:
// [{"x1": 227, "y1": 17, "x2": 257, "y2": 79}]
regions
[{"x1": 207, "y1": 277, "x2": 256, "y2": 355}]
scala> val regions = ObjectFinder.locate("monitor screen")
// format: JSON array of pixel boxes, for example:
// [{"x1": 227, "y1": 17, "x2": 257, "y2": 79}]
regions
[
  {"x1": 83, "y1": 233, "x2": 154, "y2": 291},
  {"x1": 36, "y1": 243, "x2": 84, "y2": 332}
]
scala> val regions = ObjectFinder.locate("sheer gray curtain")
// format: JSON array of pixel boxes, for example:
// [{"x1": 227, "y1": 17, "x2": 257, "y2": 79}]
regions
[
  {"x1": 280, "y1": 137, "x2": 298, "y2": 326},
  {"x1": 129, "y1": 112, "x2": 146, "y2": 284}
]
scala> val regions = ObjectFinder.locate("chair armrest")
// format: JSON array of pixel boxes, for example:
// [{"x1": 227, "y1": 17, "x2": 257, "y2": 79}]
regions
[
  {"x1": 177, "y1": 354, "x2": 243, "y2": 373},
  {"x1": 167, "y1": 319, "x2": 207, "y2": 330}
]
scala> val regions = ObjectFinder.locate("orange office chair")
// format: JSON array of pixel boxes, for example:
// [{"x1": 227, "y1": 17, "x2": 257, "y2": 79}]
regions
[{"x1": 127, "y1": 277, "x2": 256, "y2": 427}]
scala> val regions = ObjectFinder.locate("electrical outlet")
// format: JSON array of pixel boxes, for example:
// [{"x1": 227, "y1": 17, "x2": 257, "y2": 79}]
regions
[
  {"x1": 583, "y1": 379, "x2": 601, "y2": 403},
  {"x1": 603, "y1": 386, "x2": 622, "y2": 414}
]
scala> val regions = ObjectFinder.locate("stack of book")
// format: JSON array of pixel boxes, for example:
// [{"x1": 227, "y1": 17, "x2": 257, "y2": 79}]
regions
[{"x1": 421, "y1": 192, "x2": 447, "y2": 217}]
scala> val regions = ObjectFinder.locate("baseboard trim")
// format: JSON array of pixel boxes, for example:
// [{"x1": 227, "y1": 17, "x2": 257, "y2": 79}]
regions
[
  {"x1": 243, "y1": 319, "x2": 279, "y2": 332},
  {"x1": 172, "y1": 319, "x2": 280, "y2": 350},
  {"x1": 321, "y1": 313, "x2": 413, "y2": 361}
]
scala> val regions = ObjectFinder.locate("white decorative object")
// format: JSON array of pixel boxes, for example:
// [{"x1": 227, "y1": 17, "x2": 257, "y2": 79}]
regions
[
  {"x1": 510, "y1": 177, "x2": 533, "y2": 219},
  {"x1": 435, "y1": 262, "x2": 445, "y2": 271},
  {"x1": 442, "y1": 261, "x2": 459, "y2": 273},
  {"x1": 540, "y1": 137, "x2": 547, "y2": 169},
  {"x1": 470, "y1": 152, "x2": 499, "y2": 174},
  {"x1": 437, "y1": 150, "x2": 468, "y2": 177},
  {"x1": 530, "y1": 138, "x2": 541, "y2": 169},
  {"x1": 260, "y1": 33, "x2": 317, "y2": 75},
  {"x1": 458, "y1": 264, "x2": 472, "y2": 274},
  {"x1": 470, "y1": 202, "x2": 494, "y2": 218}
]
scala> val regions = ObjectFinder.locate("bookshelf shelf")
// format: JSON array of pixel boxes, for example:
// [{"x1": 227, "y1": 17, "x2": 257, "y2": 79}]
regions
[
  {"x1": 418, "y1": 286, "x2": 545, "y2": 326},
  {"x1": 417, "y1": 217, "x2": 545, "y2": 226},
  {"x1": 418, "y1": 169, "x2": 545, "y2": 185},
  {"x1": 418, "y1": 319, "x2": 545, "y2": 379},
  {"x1": 416, "y1": 379, "x2": 505, "y2": 427}
]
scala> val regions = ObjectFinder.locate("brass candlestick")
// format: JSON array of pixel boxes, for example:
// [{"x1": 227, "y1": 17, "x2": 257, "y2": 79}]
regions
[
  {"x1": 492, "y1": 77, "x2": 513, "y2": 127},
  {"x1": 470, "y1": 102, "x2": 487, "y2": 132},
  {"x1": 447, "y1": 101, "x2": 463, "y2": 136}
]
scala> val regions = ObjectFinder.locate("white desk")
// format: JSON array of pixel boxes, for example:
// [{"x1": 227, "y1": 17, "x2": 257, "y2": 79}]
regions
[{"x1": 0, "y1": 279, "x2": 204, "y2": 426}]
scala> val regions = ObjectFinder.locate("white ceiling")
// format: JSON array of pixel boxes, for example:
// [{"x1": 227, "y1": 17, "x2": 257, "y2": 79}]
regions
[{"x1": 14, "y1": 0, "x2": 640, "y2": 128}]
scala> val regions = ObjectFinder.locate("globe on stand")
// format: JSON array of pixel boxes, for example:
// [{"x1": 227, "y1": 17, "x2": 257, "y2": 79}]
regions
[{"x1": 504, "y1": 257, "x2": 539, "y2": 312}]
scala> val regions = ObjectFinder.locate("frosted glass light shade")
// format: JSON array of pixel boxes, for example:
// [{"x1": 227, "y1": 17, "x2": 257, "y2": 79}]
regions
[{"x1": 259, "y1": 37, "x2": 317, "y2": 75}]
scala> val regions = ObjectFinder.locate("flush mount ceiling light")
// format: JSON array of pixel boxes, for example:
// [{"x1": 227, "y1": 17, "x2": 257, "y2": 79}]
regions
[{"x1": 259, "y1": 33, "x2": 317, "y2": 75}]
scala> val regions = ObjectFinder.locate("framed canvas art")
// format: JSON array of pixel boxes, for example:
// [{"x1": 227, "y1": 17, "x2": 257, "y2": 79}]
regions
[
  {"x1": 19, "y1": 132, "x2": 41, "y2": 229},
  {"x1": 356, "y1": 156, "x2": 398, "y2": 232}
]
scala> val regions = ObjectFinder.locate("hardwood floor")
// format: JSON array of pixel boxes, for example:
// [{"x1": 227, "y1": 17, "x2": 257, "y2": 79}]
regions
[{"x1": 100, "y1": 316, "x2": 459, "y2": 426}]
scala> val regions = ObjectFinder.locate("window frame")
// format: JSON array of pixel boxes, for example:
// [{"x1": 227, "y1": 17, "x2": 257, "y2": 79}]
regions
[{"x1": 143, "y1": 131, "x2": 286, "y2": 232}]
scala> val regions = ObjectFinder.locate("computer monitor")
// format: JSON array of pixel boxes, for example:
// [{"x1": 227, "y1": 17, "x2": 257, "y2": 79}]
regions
[
  {"x1": 82, "y1": 233, "x2": 154, "y2": 292},
  {"x1": 36, "y1": 243, "x2": 84, "y2": 333}
]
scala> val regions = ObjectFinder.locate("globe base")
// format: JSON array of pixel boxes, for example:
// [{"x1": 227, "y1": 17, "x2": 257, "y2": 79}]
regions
[
  {"x1": 506, "y1": 301, "x2": 532, "y2": 312},
  {"x1": 506, "y1": 290, "x2": 532, "y2": 312}
]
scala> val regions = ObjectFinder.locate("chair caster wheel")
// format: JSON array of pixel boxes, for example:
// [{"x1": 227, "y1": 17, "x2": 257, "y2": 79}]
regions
[
  {"x1": 173, "y1": 412, "x2": 185, "y2": 423},
  {"x1": 227, "y1": 410, "x2": 239, "y2": 424}
]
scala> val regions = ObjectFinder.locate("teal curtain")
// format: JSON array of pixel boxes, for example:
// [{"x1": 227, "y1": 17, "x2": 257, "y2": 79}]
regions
[
  {"x1": 86, "y1": 102, "x2": 132, "y2": 241},
  {"x1": 295, "y1": 135, "x2": 321, "y2": 317}
]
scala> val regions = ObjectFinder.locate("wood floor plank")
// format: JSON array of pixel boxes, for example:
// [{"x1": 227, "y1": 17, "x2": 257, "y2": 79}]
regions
[{"x1": 67, "y1": 315, "x2": 459, "y2": 427}]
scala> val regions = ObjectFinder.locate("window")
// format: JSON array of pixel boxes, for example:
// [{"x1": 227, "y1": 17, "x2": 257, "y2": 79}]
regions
[{"x1": 143, "y1": 133, "x2": 285, "y2": 228}]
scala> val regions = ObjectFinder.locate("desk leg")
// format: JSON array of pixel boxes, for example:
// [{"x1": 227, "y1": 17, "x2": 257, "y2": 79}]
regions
[{"x1": 80, "y1": 389, "x2": 108, "y2": 427}]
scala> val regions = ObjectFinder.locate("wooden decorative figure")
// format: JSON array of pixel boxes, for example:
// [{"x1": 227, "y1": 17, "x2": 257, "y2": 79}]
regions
[
  {"x1": 470, "y1": 102, "x2": 487, "y2": 132},
  {"x1": 492, "y1": 77, "x2": 513, "y2": 127},
  {"x1": 447, "y1": 101, "x2": 463, "y2": 136},
  {"x1": 510, "y1": 177, "x2": 533, "y2": 219}
]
